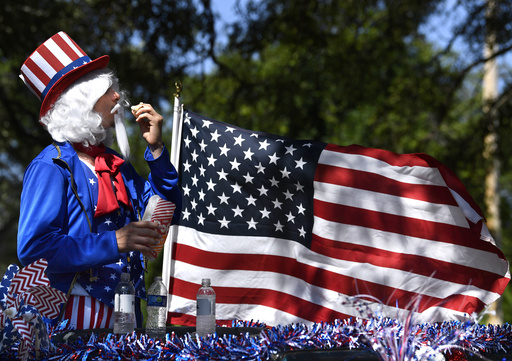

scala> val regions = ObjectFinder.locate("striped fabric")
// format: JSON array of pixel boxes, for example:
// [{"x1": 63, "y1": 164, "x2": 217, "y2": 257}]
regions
[
  {"x1": 20, "y1": 32, "x2": 88, "y2": 101},
  {"x1": 166, "y1": 111, "x2": 510, "y2": 327},
  {"x1": 19, "y1": 31, "x2": 109, "y2": 117},
  {"x1": 64, "y1": 295, "x2": 113, "y2": 330}
]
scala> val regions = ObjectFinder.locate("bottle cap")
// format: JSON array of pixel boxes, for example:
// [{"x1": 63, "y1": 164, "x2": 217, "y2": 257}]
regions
[
  {"x1": 201, "y1": 278, "x2": 211, "y2": 287},
  {"x1": 121, "y1": 273, "x2": 130, "y2": 281},
  {"x1": 155, "y1": 276, "x2": 162, "y2": 281}
]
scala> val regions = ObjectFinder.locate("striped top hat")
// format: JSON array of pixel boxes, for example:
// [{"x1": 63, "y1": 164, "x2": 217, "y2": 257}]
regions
[{"x1": 20, "y1": 31, "x2": 109, "y2": 118}]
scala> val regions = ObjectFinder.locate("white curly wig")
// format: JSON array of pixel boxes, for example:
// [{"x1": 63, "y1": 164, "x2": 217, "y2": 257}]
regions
[{"x1": 40, "y1": 68, "x2": 130, "y2": 158}]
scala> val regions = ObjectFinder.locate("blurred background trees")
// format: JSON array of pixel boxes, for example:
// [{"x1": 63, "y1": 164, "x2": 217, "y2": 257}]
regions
[{"x1": 2, "y1": 0, "x2": 512, "y2": 322}]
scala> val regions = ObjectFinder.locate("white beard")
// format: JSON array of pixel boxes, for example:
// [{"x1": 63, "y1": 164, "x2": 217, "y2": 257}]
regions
[{"x1": 114, "y1": 110, "x2": 130, "y2": 160}]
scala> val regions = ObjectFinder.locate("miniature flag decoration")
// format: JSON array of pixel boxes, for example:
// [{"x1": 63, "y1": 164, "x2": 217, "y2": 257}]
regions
[
  {"x1": 0, "y1": 259, "x2": 67, "y2": 360},
  {"x1": 166, "y1": 110, "x2": 510, "y2": 327},
  {"x1": 142, "y1": 195, "x2": 176, "y2": 260}
]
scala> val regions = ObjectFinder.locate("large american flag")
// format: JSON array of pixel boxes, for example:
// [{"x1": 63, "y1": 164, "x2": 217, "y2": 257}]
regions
[{"x1": 165, "y1": 110, "x2": 510, "y2": 326}]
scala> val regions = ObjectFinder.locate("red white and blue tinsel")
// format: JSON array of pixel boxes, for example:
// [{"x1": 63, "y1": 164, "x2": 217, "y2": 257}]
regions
[
  {"x1": 0, "y1": 318, "x2": 509, "y2": 360},
  {"x1": 1, "y1": 261, "x2": 511, "y2": 360}
]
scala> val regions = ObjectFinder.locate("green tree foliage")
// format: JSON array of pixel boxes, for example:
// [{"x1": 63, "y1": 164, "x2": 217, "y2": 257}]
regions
[{"x1": 185, "y1": 0, "x2": 489, "y2": 198}]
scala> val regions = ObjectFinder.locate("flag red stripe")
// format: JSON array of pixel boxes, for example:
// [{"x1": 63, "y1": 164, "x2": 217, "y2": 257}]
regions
[
  {"x1": 325, "y1": 144, "x2": 436, "y2": 167},
  {"x1": 169, "y1": 274, "x2": 484, "y2": 323},
  {"x1": 168, "y1": 313, "x2": 225, "y2": 327},
  {"x1": 170, "y1": 277, "x2": 353, "y2": 322},
  {"x1": 90, "y1": 297, "x2": 97, "y2": 329},
  {"x1": 105, "y1": 303, "x2": 113, "y2": 328},
  {"x1": 324, "y1": 144, "x2": 483, "y2": 213},
  {"x1": 77, "y1": 296, "x2": 85, "y2": 330},
  {"x1": 168, "y1": 312, "x2": 263, "y2": 327},
  {"x1": 313, "y1": 199, "x2": 502, "y2": 254},
  {"x1": 173, "y1": 244, "x2": 485, "y2": 313},
  {"x1": 310, "y1": 233, "x2": 509, "y2": 293},
  {"x1": 315, "y1": 163, "x2": 457, "y2": 205}
]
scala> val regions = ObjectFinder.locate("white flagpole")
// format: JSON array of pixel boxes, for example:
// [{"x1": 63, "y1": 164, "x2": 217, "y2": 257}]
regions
[{"x1": 162, "y1": 82, "x2": 184, "y2": 296}]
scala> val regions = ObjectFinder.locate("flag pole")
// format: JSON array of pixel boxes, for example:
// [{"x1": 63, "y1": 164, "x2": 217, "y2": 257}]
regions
[{"x1": 162, "y1": 81, "x2": 183, "y2": 295}]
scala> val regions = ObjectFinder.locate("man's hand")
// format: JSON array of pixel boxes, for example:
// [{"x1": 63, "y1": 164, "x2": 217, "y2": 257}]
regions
[
  {"x1": 116, "y1": 221, "x2": 161, "y2": 258},
  {"x1": 132, "y1": 103, "x2": 164, "y2": 158}
]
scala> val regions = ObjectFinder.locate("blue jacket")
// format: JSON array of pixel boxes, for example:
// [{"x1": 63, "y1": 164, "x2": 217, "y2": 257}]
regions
[{"x1": 17, "y1": 141, "x2": 181, "y2": 308}]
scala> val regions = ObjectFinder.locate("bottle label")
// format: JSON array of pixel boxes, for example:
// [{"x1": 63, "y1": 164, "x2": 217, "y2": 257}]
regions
[
  {"x1": 197, "y1": 298, "x2": 214, "y2": 316},
  {"x1": 148, "y1": 295, "x2": 167, "y2": 307},
  {"x1": 115, "y1": 294, "x2": 135, "y2": 313}
]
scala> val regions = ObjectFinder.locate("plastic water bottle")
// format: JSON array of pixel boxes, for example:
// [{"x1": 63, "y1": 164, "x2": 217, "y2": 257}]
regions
[
  {"x1": 146, "y1": 276, "x2": 167, "y2": 340},
  {"x1": 113, "y1": 272, "x2": 136, "y2": 334},
  {"x1": 196, "y1": 278, "x2": 216, "y2": 337}
]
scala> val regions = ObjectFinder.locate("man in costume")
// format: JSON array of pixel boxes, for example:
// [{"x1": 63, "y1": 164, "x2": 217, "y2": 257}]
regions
[{"x1": 17, "y1": 31, "x2": 182, "y2": 329}]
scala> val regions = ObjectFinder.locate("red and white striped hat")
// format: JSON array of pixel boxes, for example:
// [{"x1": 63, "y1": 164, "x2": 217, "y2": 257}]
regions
[{"x1": 20, "y1": 31, "x2": 109, "y2": 118}]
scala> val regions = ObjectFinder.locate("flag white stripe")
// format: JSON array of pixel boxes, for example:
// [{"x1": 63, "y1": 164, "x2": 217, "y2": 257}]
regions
[
  {"x1": 172, "y1": 261, "x2": 401, "y2": 322},
  {"x1": 177, "y1": 227, "x2": 498, "y2": 301},
  {"x1": 97, "y1": 302, "x2": 112, "y2": 328},
  {"x1": 170, "y1": 294, "x2": 313, "y2": 325},
  {"x1": 319, "y1": 150, "x2": 448, "y2": 187},
  {"x1": 449, "y1": 188, "x2": 484, "y2": 224},
  {"x1": 170, "y1": 261, "x2": 476, "y2": 324},
  {"x1": 312, "y1": 216, "x2": 507, "y2": 274},
  {"x1": 314, "y1": 181, "x2": 469, "y2": 227},
  {"x1": 67, "y1": 296, "x2": 80, "y2": 329},
  {"x1": 173, "y1": 260, "x2": 344, "y2": 307},
  {"x1": 66, "y1": 295, "x2": 113, "y2": 329},
  {"x1": 179, "y1": 225, "x2": 298, "y2": 255}
]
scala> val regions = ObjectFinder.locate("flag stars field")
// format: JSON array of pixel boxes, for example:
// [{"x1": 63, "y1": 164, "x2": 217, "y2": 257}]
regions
[{"x1": 179, "y1": 112, "x2": 317, "y2": 241}]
